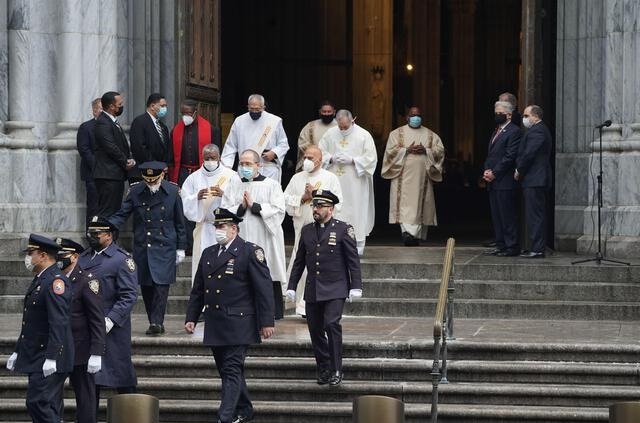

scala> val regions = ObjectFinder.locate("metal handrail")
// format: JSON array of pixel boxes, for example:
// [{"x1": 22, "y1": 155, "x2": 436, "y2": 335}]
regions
[{"x1": 430, "y1": 237, "x2": 456, "y2": 423}]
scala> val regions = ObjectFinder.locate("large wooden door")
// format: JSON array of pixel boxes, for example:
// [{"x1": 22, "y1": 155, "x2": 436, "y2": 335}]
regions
[{"x1": 181, "y1": 0, "x2": 221, "y2": 126}]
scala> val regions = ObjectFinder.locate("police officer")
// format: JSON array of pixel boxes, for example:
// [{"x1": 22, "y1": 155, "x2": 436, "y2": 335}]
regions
[
  {"x1": 78, "y1": 216, "x2": 138, "y2": 399},
  {"x1": 286, "y1": 190, "x2": 363, "y2": 386},
  {"x1": 55, "y1": 238, "x2": 106, "y2": 423},
  {"x1": 6, "y1": 234, "x2": 74, "y2": 423},
  {"x1": 185, "y1": 208, "x2": 275, "y2": 423},
  {"x1": 109, "y1": 161, "x2": 187, "y2": 335}
]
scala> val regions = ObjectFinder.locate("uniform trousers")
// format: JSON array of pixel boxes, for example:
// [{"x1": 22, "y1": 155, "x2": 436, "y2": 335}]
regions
[
  {"x1": 68, "y1": 364, "x2": 98, "y2": 423},
  {"x1": 26, "y1": 371, "x2": 67, "y2": 423},
  {"x1": 523, "y1": 187, "x2": 548, "y2": 253},
  {"x1": 140, "y1": 284, "x2": 170, "y2": 325},
  {"x1": 305, "y1": 298, "x2": 345, "y2": 372},
  {"x1": 95, "y1": 179, "x2": 125, "y2": 217},
  {"x1": 488, "y1": 188, "x2": 519, "y2": 251},
  {"x1": 211, "y1": 345, "x2": 253, "y2": 423}
]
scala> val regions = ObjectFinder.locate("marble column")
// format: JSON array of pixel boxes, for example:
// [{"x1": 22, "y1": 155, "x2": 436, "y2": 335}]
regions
[{"x1": 555, "y1": 0, "x2": 640, "y2": 258}]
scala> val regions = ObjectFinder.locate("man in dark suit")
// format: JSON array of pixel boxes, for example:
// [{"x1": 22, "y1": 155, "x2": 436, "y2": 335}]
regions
[
  {"x1": 515, "y1": 105, "x2": 553, "y2": 258},
  {"x1": 55, "y1": 238, "x2": 105, "y2": 423},
  {"x1": 109, "y1": 161, "x2": 187, "y2": 335},
  {"x1": 77, "y1": 98, "x2": 102, "y2": 222},
  {"x1": 185, "y1": 208, "x2": 275, "y2": 423},
  {"x1": 78, "y1": 216, "x2": 138, "y2": 400},
  {"x1": 286, "y1": 190, "x2": 363, "y2": 386},
  {"x1": 93, "y1": 91, "x2": 137, "y2": 216},
  {"x1": 483, "y1": 101, "x2": 523, "y2": 256},
  {"x1": 6, "y1": 234, "x2": 73, "y2": 423},
  {"x1": 130, "y1": 93, "x2": 172, "y2": 178}
]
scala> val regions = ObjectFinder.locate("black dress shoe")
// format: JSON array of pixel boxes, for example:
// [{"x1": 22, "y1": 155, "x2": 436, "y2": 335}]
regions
[
  {"x1": 402, "y1": 232, "x2": 420, "y2": 246},
  {"x1": 482, "y1": 248, "x2": 502, "y2": 256},
  {"x1": 329, "y1": 370, "x2": 343, "y2": 386},
  {"x1": 496, "y1": 249, "x2": 519, "y2": 257},
  {"x1": 145, "y1": 324, "x2": 163, "y2": 336},
  {"x1": 482, "y1": 239, "x2": 497, "y2": 248},
  {"x1": 232, "y1": 414, "x2": 254, "y2": 423},
  {"x1": 317, "y1": 369, "x2": 331, "y2": 385},
  {"x1": 520, "y1": 251, "x2": 545, "y2": 258}
]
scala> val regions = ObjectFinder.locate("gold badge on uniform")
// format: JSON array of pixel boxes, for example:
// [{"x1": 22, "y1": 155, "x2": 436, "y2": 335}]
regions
[
  {"x1": 255, "y1": 248, "x2": 265, "y2": 263},
  {"x1": 52, "y1": 279, "x2": 65, "y2": 295},
  {"x1": 89, "y1": 279, "x2": 100, "y2": 295},
  {"x1": 347, "y1": 226, "x2": 355, "y2": 240},
  {"x1": 126, "y1": 258, "x2": 136, "y2": 272},
  {"x1": 225, "y1": 259, "x2": 235, "y2": 274},
  {"x1": 328, "y1": 231, "x2": 337, "y2": 246}
]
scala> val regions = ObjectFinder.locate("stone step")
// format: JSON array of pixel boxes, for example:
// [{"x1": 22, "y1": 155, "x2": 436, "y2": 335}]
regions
[{"x1": 0, "y1": 398, "x2": 610, "y2": 423}]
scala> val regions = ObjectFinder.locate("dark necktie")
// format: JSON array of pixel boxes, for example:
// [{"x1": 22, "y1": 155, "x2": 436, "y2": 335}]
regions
[
  {"x1": 491, "y1": 127, "x2": 501, "y2": 144},
  {"x1": 155, "y1": 119, "x2": 165, "y2": 144},
  {"x1": 218, "y1": 245, "x2": 226, "y2": 256}
]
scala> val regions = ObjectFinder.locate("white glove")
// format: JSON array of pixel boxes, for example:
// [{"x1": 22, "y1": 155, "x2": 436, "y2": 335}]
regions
[
  {"x1": 334, "y1": 152, "x2": 353, "y2": 165},
  {"x1": 87, "y1": 354, "x2": 102, "y2": 374},
  {"x1": 42, "y1": 359, "x2": 57, "y2": 377},
  {"x1": 347, "y1": 289, "x2": 362, "y2": 303},
  {"x1": 6, "y1": 352, "x2": 17, "y2": 371},
  {"x1": 285, "y1": 289, "x2": 296, "y2": 301},
  {"x1": 176, "y1": 249, "x2": 186, "y2": 265},
  {"x1": 105, "y1": 317, "x2": 114, "y2": 333}
]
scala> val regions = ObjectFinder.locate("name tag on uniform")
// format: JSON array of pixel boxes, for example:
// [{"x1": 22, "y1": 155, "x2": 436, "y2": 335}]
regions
[
  {"x1": 225, "y1": 259, "x2": 235, "y2": 274},
  {"x1": 328, "y1": 231, "x2": 337, "y2": 246}
]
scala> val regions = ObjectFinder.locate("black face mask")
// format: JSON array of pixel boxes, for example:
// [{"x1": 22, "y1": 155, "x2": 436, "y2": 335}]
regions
[
  {"x1": 115, "y1": 106, "x2": 124, "y2": 117},
  {"x1": 86, "y1": 234, "x2": 102, "y2": 250},
  {"x1": 249, "y1": 111, "x2": 262, "y2": 120},
  {"x1": 56, "y1": 256, "x2": 72, "y2": 270},
  {"x1": 494, "y1": 113, "x2": 508, "y2": 125},
  {"x1": 320, "y1": 114, "x2": 335, "y2": 124}
]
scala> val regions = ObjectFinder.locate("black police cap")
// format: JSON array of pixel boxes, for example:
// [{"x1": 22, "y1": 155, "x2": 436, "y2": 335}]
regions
[
  {"x1": 311, "y1": 189, "x2": 340, "y2": 205},
  {"x1": 87, "y1": 215, "x2": 118, "y2": 233},
  {"x1": 23, "y1": 234, "x2": 61, "y2": 254},
  {"x1": 139, "y1": 161, "x2": 166, "y2": 180},
  {"x1": 55, "y1": 237, "x2": 85, "y2": 254},
  {"x1": 213, "y1": 208, "x2": 243, "y2": 225}
]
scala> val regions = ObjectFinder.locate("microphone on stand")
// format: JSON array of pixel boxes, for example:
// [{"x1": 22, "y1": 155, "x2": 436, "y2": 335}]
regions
[{"x1": 595, "y1": 120, "x2": 612, "y2": 129}]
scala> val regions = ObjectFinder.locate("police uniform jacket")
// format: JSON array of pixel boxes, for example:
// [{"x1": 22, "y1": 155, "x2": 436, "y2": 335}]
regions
[
  {"x1": 77, "y1": 242, "x2": 138, "y2": 387},
  {"x1": 109, "y1": 180, "x2": 187, "y2": 286},
  {"x1": 185, "y1": 236, "x2": 275, "y2": 347},
  {"x1": 68, "y1": 265, "x2": 106, "y2": 365},
  {"x1": 484, "y1": 121, "x2": 522, "y2": 191},
  {"x1": 14, "y1": 264, "x2": 74, "y2": 374},
  {"x1": 287, "y1": 218, "x2": 362, "y2": 302}
]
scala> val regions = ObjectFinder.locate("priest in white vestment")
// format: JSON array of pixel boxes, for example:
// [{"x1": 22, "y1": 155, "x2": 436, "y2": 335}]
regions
[
  {"x1": 295, "y1": 100, "x2": 337, "y2": 171},
  {"x1": 318, "y1": 109, "x2": 377, "y2": 256},
  {"x1": 284, "y1": 146, "x2": 343, "y2": 316},
  {"x1": 181, "y1": 144, "x2": 241, "y2": 283},
  {"x1": 221, "y1": 94, "x2": 289, "y2": 183},
  {"x1": 222, "y1": 149, "x2": 287, "y2": 319},
  {"x1": 381, "y1": 106, "x2": 445, "y2": 245}
]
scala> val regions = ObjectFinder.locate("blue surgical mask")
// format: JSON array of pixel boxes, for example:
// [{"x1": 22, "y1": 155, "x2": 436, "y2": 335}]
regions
[
  {"x1": 408, "y1": 116, "x2": 422, "y2": 128},
  {"x1": 157, "y1": 106, "x2": 168, "y2": 118},
  {"x1": 239, "y1": 166, "x2": 255, "y2": 180}
]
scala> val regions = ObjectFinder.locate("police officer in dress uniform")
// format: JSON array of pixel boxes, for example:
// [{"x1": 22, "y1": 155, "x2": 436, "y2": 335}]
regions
[
  {"x1": 78, "y1": 216, "x2": 138, "y2": 400},
  {"x1": 55, "y1": 238, "x2": 106, "y2": 423},
  {"x1": 6, "y1": 234, "x2": 74, "y2": 423},
  {"x1": 109, "y1": 161, "x2": 187, "y2": 335},
  {"x1": 185, "y1": 208, "x2": 275, "y2": 423},
  {"x1": 286, "y1": 190, "x2": 363, "y2": 386}
]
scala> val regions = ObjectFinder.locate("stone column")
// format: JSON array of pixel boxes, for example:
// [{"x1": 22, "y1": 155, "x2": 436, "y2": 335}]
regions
[
  {"x1": 555, "y1": 0, "x2": 640, "y2": 258},
  {"x1": 447, "y1": 0, "x2": 476, "y2": 163}
]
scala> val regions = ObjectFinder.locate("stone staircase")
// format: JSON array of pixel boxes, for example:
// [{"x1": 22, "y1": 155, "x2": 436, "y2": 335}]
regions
[{"x1": 0, "y1": 247, "x2": 639, "y2": 422}]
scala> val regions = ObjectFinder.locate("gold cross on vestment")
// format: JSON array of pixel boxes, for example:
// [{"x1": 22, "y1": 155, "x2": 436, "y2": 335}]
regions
[
  {"x1": 339, "y1": 138, "x2": 349, "y2": 148},
  {"x1": 335, "y1": 166, "x2": 345, "y2": 176}
]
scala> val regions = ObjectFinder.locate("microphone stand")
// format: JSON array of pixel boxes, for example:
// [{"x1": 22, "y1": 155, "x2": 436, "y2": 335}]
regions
[{"x1": 573, "y1": 124, "x2": 629, "y2": 266}]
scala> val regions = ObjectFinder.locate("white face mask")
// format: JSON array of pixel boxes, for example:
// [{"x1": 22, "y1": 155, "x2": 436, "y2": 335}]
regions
[
  {"x1": 215, "y1": 229, "x2": 228, "y2": 245},
  {"x1": 204, "y1": 160, "x2": 219, "y2": 171},
  {"x1": 339, "y1": 126, "x2": 354, "y2": 137},
  {"x1": 24, "y1": 254, "x2": 35, "y2": 272},
  {"x1": 182, "y1": 115, "x2": 194, "y2": 126},
  {"x1": 522, "y1": 117, "x2": 533, "y2": 129},
  {"x1": 302, "y1": 159, "x2": 315, "y2": 173}
]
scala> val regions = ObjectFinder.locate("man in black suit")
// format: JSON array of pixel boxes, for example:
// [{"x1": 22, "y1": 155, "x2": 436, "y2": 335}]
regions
[
  {"x1": 515, "y1": 105, "x2": 553, "y2": 258},
  {"x1": 286, "y1": 190, "x2": 363, "y2": 386},
  {"x1": 76, "y1": 98, "x2": 102, "y2": 223},
  {"x1": 185, "y1": 208, "x2": 275, "y2": 423},
  {"x1": 93, "y1": 91, "x2": 136, "y2": 216},
  {"x1": 55, "y1": 238, "x2": 105, "y2": 423},
  {"x1": 130, "y1": 93, "x2": 172, "y2": 179},
  {"x1": 483, "y1": 101, "x2": 523, "y2": 256}
]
